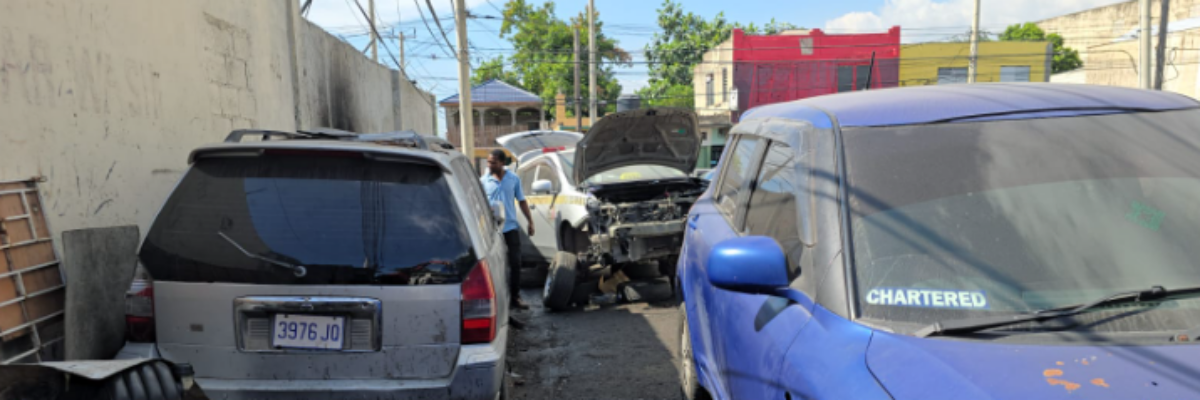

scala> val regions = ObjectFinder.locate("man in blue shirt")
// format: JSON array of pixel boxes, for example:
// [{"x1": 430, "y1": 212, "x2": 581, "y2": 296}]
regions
[{"x1": 481, "y1": 149, "x2": 535, "y2": 310}]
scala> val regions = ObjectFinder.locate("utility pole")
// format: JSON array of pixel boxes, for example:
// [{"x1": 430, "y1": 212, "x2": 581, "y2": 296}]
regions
[
  {"x1": 454, "y1": 0, "x2": 475, "y2": 164},
  {"x1": 967, "y1": 0, "x2": 980, "y2": 83},
  {"x1": 1140, "y1": 0, "x2": 1153, "y2": 89},
  {"x1": 574, "y1": 28, "x2": 582, "y2": 132},
  {"x1": 369, "y1": 0, "x2": 378, "y2": 62},
  {"x1": 1155, "y1": 0, "x2": 1171, "y2": 90},
  {"x1": 588, "y1": 0, "x2": 597, "y2": 124}
]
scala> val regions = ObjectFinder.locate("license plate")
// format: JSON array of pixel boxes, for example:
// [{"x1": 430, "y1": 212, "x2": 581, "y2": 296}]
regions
[{"x1": 272, "y1": 314, "x2": 345, "y2": 350}]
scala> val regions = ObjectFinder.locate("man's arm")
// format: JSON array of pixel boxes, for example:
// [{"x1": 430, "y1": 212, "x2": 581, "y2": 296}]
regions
[
  {"x1": 519, "y1": 200, "x2": 535, "y2": 236},
  {"x1": 512, "y1": 175, "x2": 534, "y2": 236}
]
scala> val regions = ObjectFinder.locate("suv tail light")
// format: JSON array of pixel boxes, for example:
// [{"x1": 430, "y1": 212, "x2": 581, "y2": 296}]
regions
[
  {"x1": 126, "y1": 274, "x2": 156, "y2": 343},
  {"x1": 461, "y1": 260, "x2": 496, "y2": 344}
]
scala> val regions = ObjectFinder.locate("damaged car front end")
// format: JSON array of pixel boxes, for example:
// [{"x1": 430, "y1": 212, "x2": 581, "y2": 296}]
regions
[{"x1": 540, "y1": 108, "x2": 707, "y2": 310}]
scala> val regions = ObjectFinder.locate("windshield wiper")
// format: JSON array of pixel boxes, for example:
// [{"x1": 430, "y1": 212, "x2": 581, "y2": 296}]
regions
[
  {"x1": 915, "y1": 285, "x2": 1200, "y2": 338},
  {"x1": 217, "y1": 231, "x2": 308, "y2": 277}
]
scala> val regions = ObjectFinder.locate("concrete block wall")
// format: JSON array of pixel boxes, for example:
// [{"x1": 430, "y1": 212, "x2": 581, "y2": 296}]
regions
[{"x1": 0, "y1": 0, "x2": 436, "y2": 246}]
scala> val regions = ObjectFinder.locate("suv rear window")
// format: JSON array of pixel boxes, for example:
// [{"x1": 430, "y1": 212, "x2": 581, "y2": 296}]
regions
[{"x1": 139, "y1": 153, "x2": 475, "y2": 285}]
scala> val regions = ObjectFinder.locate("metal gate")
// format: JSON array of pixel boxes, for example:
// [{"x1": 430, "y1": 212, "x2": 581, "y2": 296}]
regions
[{"x1": 0, "y1": 179, "x2": 66, "y2": 364}]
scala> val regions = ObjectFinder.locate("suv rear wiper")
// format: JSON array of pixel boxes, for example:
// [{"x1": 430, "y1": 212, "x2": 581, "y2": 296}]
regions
[
  {"x1": 915, "y1": 285, "x2": 1200, "y2": 338},
  {"x1": 217, "y1": 232, "x2": 308, "y2": 277}
]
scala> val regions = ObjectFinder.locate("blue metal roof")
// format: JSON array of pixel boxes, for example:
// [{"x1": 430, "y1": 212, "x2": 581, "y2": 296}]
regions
[
  {"x1": 439, "y1": 79, "x2": 541, "y2": 105},
  {"x1": 741, "y1": 83, "x2": 1200, "y2": 127}
]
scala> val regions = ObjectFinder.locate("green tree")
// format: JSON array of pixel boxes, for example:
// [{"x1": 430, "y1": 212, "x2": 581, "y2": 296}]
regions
[
  {"x1": 637, "y1": 0, "x2": 801, "y2": 108},
  {"x1": 472, "y1": 0, "x2": 630, "y2": 119},
  {"x1": 637, "y1": 0, "x2": 735, "y2": 108},
  {"x1": 472, "y1": 56, "x2": 520, "y2": 86},
  {"x1": 1000, "y1": 23, "x2": 1082, "y2": 73}
]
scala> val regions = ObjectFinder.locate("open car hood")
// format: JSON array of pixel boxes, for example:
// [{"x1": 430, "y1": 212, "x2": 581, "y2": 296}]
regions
[
  {"x1": 496, "y1": 130, "x2": 583, "y2": 165},
  {"x1": 573, "y1": 108, "x2": 700, "y2": 183}
]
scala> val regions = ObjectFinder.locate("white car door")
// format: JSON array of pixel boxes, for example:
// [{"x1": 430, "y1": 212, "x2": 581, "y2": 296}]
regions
[{"x1": 526, "y1": 161, "x2": 561, "y2": 261}]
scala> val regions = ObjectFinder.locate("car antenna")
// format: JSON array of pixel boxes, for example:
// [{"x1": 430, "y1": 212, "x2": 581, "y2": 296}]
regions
[{"x1": 864, "y1": 51, "x2": 876, "y2": 91}]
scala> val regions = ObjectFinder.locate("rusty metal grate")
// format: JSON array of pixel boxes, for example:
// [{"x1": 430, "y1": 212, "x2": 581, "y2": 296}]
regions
[{"x1": 0, "y1": 179, "x2": 66, "y2": 364}]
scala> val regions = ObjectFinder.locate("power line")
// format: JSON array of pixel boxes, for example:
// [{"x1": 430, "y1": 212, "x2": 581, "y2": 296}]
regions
[
  {"x1": 413, "y1": 0, "x2": 455, "y2": 58},
  {"x1": 424, "y1": 0, "x2": 460, "y2": 60}
]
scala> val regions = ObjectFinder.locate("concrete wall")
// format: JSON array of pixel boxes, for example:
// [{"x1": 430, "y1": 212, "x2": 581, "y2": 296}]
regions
[
  {"x1": 1038, "y1": 0, "x2": 1200, "y2": 51},
  {"x1": 0, "y1": 0, "x2": 435, "y2": 247},
  {"x1": 1037, "y1": 0, "x2": 1200, "y2": 99},
  {"x1": 1084, "y1": 30, "x2": 1200, "y2": 99},
  {"x1": 899, "y1": 42, "x2": 1052, "y2": 86}
]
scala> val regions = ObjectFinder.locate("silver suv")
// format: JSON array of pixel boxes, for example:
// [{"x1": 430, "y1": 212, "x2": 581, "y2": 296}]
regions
[{"x1": 122, "y1": 130, "x2": 510, "y2": 400}]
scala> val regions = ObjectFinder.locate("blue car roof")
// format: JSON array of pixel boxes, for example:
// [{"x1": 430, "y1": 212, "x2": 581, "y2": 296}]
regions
[{"x1": 741, "y1": 83, "x2": 1200, "y2": 128}]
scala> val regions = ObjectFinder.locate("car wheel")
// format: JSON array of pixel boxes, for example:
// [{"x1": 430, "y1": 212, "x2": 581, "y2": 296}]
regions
[
  {"x1": 543, "y1": 252, "x2": 577, "y2": 311},
  {"x1": 679, "y1": 302, "x2": 702, "y2": 400},
  {"x1": 105, "y1": 361, "x2": 182, "y2": 400}
]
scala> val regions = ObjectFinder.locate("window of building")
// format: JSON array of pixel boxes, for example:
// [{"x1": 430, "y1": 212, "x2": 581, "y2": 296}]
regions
[
  {"x1": 937, "y1": 67, "x2": 969, "y2": 85},
  {"x1": 706, "y1": 74, "x2": 715, "y2": 106},
  {"x1": 838, "y1": 65, "x2": 873, "y2": 92},
  {"x1": 1000, "y1": 66, "x2": 1031, "y2": 82},
  {"x1": 856, "y1": 65, "x2": 871, "y2": 90},
  {"x1": 722, "y1": 68, "x2": 728, "y2": 103}
]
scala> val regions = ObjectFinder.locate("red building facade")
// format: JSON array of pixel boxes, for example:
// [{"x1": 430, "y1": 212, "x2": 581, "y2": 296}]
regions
[{"x1": 731, "y1": 27, "x2": 901, "y2": 120}]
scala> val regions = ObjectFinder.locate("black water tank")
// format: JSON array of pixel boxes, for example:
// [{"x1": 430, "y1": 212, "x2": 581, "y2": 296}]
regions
[{"x1": 616, "y1": 94, "x2": 641, "y2": 113}]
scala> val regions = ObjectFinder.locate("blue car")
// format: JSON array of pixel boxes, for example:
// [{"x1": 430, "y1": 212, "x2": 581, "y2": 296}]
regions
[{"x1": 678, "y1": 84, "x2": 1200, "y2": 400}]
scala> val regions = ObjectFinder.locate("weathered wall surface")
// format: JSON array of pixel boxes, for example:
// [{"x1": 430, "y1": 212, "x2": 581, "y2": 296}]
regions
[
  {"x1": 0, "y1": 0, "x2": 435, "y2": 245},
  {"x1": 299, "y1": 20, "x2": 392, "y2": 133},
  {"x1": 1037, "y1": 0, "x2": 1200, "y2": 99},
  {"x1": 396, "y1": 72, "x2": 437, "y2": 134},
  {"x1": 1038, "y1": 0, "x2": 1200, "y2": 51}
]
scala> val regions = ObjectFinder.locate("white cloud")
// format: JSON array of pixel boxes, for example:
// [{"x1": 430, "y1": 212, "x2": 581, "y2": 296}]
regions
[
  {"x1": 825, "y1": 11, "x2": 886, "y2": 34},
  {"x1": 824, "y1": 0, "x2": 1128, "y2": 42}
]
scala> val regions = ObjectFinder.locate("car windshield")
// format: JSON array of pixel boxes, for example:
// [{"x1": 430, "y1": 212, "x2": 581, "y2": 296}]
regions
[
  {"x1": 846, "y1": 109, "x2": 1200, "y2": 333},
  {"x1": 139, "y1": 153, "x2": 475, "y2": 285},
  {"x1": 557, "y1": 151, "x2": 687, "y2": 186}
]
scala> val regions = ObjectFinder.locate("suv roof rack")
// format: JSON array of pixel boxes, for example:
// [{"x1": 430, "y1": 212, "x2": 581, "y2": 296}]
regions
[{"x1": 223, "y1": 129, "x2": 455, "y2": 152}]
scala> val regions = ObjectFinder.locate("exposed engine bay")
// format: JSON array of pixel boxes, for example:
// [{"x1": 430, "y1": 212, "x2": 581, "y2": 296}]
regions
[{"x1": 583, "y1": 178, "x2": 708, "y2": 264}]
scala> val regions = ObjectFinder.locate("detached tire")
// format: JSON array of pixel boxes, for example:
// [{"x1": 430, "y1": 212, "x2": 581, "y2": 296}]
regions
[
  {"x1": 104, "y1": 361, "x2": 182, "y2": 400},
  {"x1": 543, "y1": 252, "x2": 578, "y2": 312}
]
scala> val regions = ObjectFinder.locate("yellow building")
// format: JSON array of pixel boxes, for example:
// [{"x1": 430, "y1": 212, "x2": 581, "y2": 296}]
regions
[{"x1": 900, "y1": 42, "x2": 1052, "y2": 86}]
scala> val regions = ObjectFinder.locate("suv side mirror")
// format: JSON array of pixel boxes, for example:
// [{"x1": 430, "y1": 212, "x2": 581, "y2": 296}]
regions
[
  {"x1": 490, "y1": 201, "x2": 506, "y2": 228},
  {"x1": 531, "y1": 179, "x2": 554, "y2": 195},
  {"x1": 707, "y1": 236, "x2": 789, "y2": 294}
]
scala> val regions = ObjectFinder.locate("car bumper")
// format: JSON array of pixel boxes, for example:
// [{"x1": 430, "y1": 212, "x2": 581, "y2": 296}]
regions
[{"x1": 180, "y1": 329, "x2": 506, "y2": 400}]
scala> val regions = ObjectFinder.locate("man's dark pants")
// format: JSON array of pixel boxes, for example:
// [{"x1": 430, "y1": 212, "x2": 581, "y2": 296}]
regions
[{"x1": 503, "y1": 229, "x2": 521, "y2": 305}]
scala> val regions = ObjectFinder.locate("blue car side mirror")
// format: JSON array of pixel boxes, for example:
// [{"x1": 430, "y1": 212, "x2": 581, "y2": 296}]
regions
[{"x1": 707, "y1": 236, "x2": 790, "y2": 294}]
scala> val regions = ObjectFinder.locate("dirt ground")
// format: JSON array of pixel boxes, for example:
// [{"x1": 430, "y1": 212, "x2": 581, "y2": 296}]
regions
[{"x1": 506, "y1": 288, "x2": 683, "y2": 400}]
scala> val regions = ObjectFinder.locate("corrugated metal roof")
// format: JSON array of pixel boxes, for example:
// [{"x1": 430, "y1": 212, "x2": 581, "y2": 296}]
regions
[{"x1": 439, "y1": 79, "x2": 541, "y2": 105}]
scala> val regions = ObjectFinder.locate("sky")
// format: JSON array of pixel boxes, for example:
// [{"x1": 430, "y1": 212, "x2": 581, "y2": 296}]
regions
[{"x1": 303, "y1": 0, "x2": 1128, "y2": 133}]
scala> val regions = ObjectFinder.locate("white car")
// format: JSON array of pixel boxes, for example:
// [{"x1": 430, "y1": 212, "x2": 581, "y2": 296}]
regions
[{"x1": 499, "y1": 109, "x2": 708, "y2": 310}]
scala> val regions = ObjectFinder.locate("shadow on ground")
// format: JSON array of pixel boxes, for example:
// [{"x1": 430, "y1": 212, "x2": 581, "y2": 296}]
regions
[{"x1": 507, "y1": 288, "x2": 681, "y2": 400}]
